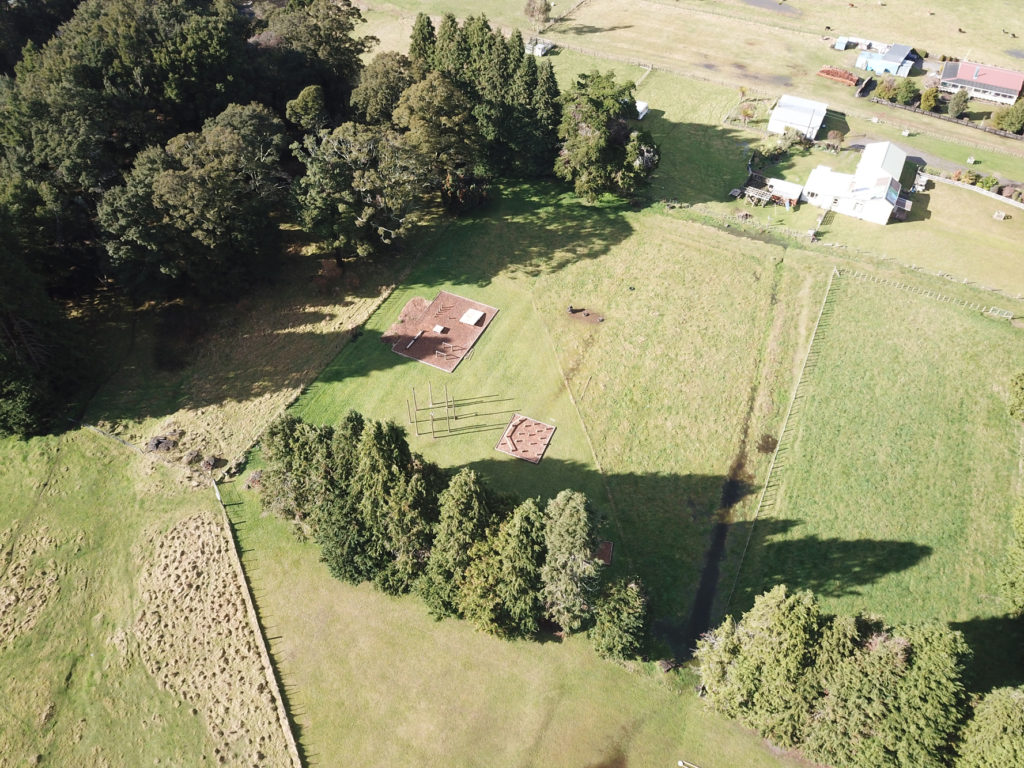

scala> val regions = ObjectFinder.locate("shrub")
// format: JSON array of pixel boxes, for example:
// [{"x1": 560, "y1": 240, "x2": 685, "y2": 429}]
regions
[
  {"x1": 875, "y1": 76, "x2": 899, "y2": 101},
  {"x1": 1011, "y1": 372, "x2": 1024, "y2": 422},
  {"x1": 920, "y1": 86, "x2": 940, "y2": 112},
  {"x1": 894, "y1": 78, "x2": 920, "y2": 105},
  {"x1": 977, "y1": 176, "x2": 999, "y2": 191},
  {"x1": 589, "y1": 578, "x2": 648, "y2": 660}
]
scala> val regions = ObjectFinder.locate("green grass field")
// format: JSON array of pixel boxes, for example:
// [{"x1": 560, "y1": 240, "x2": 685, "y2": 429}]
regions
[
  {"x1": 725, "y1": 274, "x2": 1024, "y2": 690},
  {"x1": 283, "y1": 182, "x2": 813, "y2": 633},
  {"x1": 0, "y1": 432, "x2": 220, "y2": 765}
]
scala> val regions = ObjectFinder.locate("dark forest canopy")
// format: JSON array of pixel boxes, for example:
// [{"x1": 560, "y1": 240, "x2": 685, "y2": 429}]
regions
[{"x1": 0, "y1": 2, "x2": 655, "y2": 436}]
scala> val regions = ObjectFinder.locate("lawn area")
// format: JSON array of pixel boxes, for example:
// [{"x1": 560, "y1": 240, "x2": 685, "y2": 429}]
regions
[
  {"x1": 281, "y1": 182, "x2": 814, "y2": 644},
  {"x1": 220, "y1": 480, "x2": 807, "y2": 768},
  {"x1": 725, "y1": 274, "x2": 1024, "y2": 691}
]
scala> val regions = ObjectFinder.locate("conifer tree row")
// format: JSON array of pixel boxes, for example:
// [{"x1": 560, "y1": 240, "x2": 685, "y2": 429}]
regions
[{"x1": 257, "y1": 412, "x2": 647, "y2": 652}]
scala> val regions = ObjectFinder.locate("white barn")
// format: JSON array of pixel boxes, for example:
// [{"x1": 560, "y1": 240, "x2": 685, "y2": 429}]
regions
[
  {"x1": 767, "y1": 95, "x2": 829, "y2": 140},
  {"x1": 801, "y1": 141, "x2": 907, "y2": 225}
]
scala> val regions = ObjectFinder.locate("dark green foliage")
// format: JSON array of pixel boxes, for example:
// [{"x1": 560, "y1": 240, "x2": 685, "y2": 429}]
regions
[
  {"x1": 0, "y1": 0, "x2": 80, "y2": 74},
  {"x1": 920, "y1": 86, "x2": 940, "y2": 112},
  {"x1": 286, "y1": 85, "x2": 328, "y2": 131},
  {"x1": 948, "y1": 89, "x2": 970, "y2": 118},
  {"x1": 697, "y1": 586, "x2": 971, "y2": 768},
  {"x1": 1010, "y1": 373, "x2": 1024, "y2": 422},
  {"x1": 0, "y1": 211, "x2": 83, "y2": 436},
  {"x1": 589, "y1": 578, "x2": 648, "y2": 660},
  {"x1": 350, "y1": 51, "x2": 413, "y2": 125},
  {"x1": 259, "y1": 0, "x2": 375, "y2": 118},
  {"x1": 292, "y1": 122, "x2": 420, "y2": 258},
  {"x1": 460, "y1": 498, "x2": 546, "y2": 638},
  {"x1": 393, "y1": 71, "x2": 484, "y2": 190},
  {"x1": 419, "y1": 468, "x2": 498, "y2": 618},
  {"x1": 805, "y1": 622, "x2": 968, "y2": 768},
  {"x1": 407, "y1": 12, "x2": 435, "y2": 78},
  {"x1": 403, "y1": 14, "x2": 558, "y2": 179},
  {"x1": 554, "y1": 71, "x2": 659, "y2": 200},
  {"x1": 98, "y1": 103, "x2": 287, "y2": 298},
  {"x1": 696, "y1": 585, "x2": 823, "y2": 747},
  {"x1": 956, "y1": 687, "x2": 1024, "y2": 768},
  {"x1": 541, "y1": 489, "x2": 599, "y2": 634},
  {"x1": 1002, "y1": 504, "x2": 1024, "y2": 616},
  {"x1": 894, "y1": 78, "x2": 919, "y2": 105},
  {"x1": 259, "y1": 413, "x2": 352, "y2": 524},
  {"x1": 432, "y1": 13, "x2": 468, "y2": 82},
  {"x1": 991, "y1": 100, "x2": 1024, "y2": 134}
]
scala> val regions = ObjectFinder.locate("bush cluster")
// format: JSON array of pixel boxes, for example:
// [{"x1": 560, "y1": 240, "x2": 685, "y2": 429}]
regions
[
  {"x1": 697, "y1": 586, "x2": 1024, "y2": 768},
  {"x1": 258, "y1": 412, "x2": 647, "y2": 655}
]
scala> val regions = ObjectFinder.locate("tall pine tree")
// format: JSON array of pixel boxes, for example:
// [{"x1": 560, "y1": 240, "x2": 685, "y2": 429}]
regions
[
  {"x1": 540, "y1": 490, "x2": 599, "y2": 634},
  {"x1": 420, "y1": 468, "x2": 497, "y2": 618}
]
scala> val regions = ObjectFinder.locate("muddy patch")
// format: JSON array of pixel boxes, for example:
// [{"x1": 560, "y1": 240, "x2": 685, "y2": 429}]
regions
[
  {"x1": 741, "y1": 0, "x2": 800, "y2": 15},
  {"x1": 567, "y1": 306, "x2": 607, "y2": 325},
  {"x1": 757, "y1": 433, "x2": 779, "y2": 454}
]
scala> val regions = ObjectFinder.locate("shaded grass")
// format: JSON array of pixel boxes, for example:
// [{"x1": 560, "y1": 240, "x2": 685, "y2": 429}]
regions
[
  {"x1": 728, "y1": 275, "x2": 1024, "y2": 690},
  {"x1": 284, "y1": 182, "x2": 810, "y2": 638}
]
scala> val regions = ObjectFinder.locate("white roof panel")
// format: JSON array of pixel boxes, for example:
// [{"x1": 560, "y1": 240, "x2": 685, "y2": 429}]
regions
[{"x1": 460, "y1": 308, "x2": 485, "y2": 325}]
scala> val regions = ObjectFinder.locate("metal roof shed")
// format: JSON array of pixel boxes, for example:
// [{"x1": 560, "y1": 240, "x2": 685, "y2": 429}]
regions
[{"x1": 767, "y1": 95, "x2": 829, "y2": 140}]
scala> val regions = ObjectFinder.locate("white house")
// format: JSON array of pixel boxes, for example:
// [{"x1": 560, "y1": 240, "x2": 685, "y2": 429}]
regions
[
  {"x1": 939, "y1": 60, "x2": 1024, "y2": 105},
  {"x1": 767, "y1": 95, "x2": 829, "y2": 140},
  {"x1": 801, "y1": 141, "x2": 907, "y2": 225}
]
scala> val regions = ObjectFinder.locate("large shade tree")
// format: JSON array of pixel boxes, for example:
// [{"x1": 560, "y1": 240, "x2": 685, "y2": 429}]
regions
[
  {"x1": 98, "y1": 103, "x2": 287, "y2": 298},
  {"x1": 555, "y1": 70, "x2": 659, "y2": 199}
]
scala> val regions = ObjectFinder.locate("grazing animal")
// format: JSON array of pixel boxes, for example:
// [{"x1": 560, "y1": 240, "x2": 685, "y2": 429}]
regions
[
  {"x1": 825, "y1": 25, "x2": 832, "y2": 31},
  {"x1": 958, "y1": 27, "x2": 966, "y2": 33}
]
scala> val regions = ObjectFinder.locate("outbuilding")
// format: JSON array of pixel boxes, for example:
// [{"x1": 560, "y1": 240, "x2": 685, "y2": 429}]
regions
[
  {"x1": 767, "y1": 95, "x2": 829, "y2": 140},
  {"x1": 856, "y1": 43, "x2": 915, "y2": 77}
]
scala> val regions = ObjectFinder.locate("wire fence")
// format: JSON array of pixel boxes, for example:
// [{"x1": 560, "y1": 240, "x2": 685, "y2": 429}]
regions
[
  {"x1": 869, "y1": 97, "x2": 1024, "y2": 142},
  {"x1": 212, "y1": 481, "x2": 305, "y2": 768},
  {"x1": 838, "y1": 268, "x2": 1015, "y2": 317},
  {"x1": 723, "y1": 267, "x2": 841, "y2": 612}
]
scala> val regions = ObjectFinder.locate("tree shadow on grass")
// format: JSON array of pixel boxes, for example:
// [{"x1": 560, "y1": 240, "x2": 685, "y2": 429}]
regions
[
  {"x1": 950, "y1": 614, "x2": 1024, "y2": 693},
  {"x1": 464, "y1": 456, "x2": 936, "y2": 660}
]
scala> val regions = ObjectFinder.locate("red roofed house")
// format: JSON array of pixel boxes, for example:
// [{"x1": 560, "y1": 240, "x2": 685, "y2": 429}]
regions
[{"x1": 939, "y1": 61, "x2": 1024, "y2": 105}]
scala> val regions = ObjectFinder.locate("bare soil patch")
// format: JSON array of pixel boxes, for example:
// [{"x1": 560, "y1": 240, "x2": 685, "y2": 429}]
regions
[
  {"x1": 134, "y1": 512, "x2": 291, "y2": 767},
  {"x1": 494, "y1": 414, "x2": 556, "y2": 464},
  {"x1": 382, "y1": 296, "x2": 430, "y2": 345},
  {"x1": 390, "y1": 291, "x2": 499, "y2": 373}
]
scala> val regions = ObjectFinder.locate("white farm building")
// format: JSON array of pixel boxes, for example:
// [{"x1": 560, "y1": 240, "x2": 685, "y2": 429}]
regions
[
  {"x1": 767, "y1": 95, "x2": 828, "y2": 140},
  {"x1": 801, "y1": 141, "x2": 909, "y2": 225}
]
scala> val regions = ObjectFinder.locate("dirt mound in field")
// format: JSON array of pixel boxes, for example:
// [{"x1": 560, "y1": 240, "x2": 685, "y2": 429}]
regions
[
  {"x1": 382, "y1": 296, "x2": 429, "y2": 344},
  {"x1": 134, "y1": 513, "x2": 291, "y2": 767}
]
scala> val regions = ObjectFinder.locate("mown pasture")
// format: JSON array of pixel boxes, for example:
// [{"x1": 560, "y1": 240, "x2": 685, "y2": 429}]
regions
[
  {"x1": 724, "y1": 274, "x2": 1024, "y2": 691},
  {"x1": 226, "y1": 180, "x2": 824, "y2": 767}
]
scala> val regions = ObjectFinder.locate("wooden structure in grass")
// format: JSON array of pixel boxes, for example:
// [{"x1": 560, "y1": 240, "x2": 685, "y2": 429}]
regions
[{"x1": 495, "y1": 414, "x2": 556, "y2": 464}]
